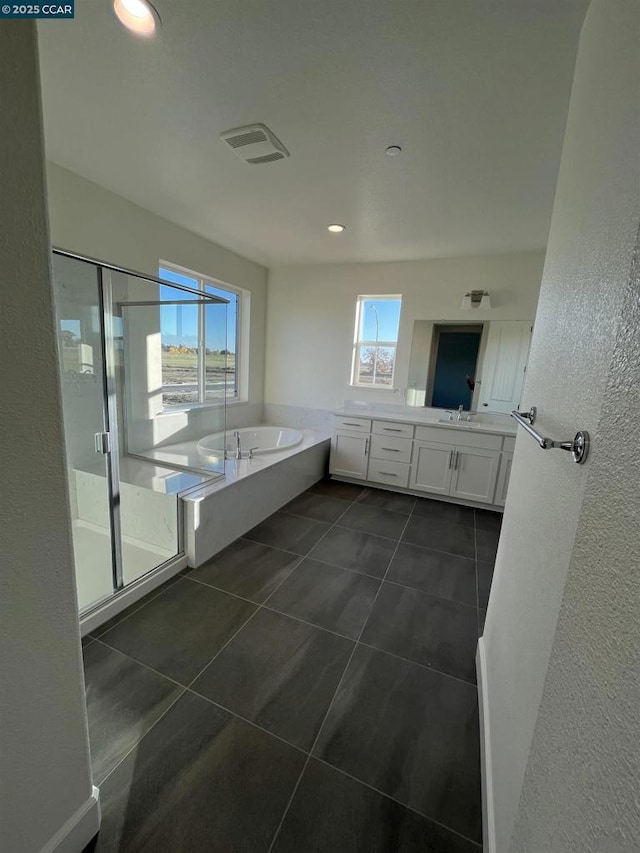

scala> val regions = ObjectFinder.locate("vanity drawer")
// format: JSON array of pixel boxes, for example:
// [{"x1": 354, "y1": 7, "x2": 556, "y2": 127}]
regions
[
  {"x1": 372, "y1": 420, "x2": 414, "y2": 439},
  {"x1": 370, "y1": 433, "x2": 413, "y2": 463},
  {"x1": 334, "y1": 416, "x2": 371, "y2": 432},
  {"x1": 414, "y1": 424, "x2": 502, "y2": 450},
  {"x1": 367, "y1": 458, "x2": 410, "y2": 488},
  {"x1": 502, "y1": 436, "x2": 516, "y2": 452}
]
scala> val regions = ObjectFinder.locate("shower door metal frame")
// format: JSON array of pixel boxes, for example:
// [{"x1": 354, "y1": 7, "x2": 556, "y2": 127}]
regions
[
  {"x1": 53, "y1": 247, "x2": 229, "y2": 616},
  {"x1": 98, "y1": 267, "x2": 125, "y2": 591}
]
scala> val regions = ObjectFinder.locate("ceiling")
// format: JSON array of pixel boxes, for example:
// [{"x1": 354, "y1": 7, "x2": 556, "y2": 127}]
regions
[{"x1": 38, "y1": 0, "x2": 589, "y2": 267}]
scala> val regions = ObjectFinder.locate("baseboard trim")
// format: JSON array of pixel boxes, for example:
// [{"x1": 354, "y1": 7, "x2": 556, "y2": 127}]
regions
[
  {"x1": 39, "y1": 786, "x2": 100, "y2": 853},
  {"x1": 477, "y1": 637, "x2": 496, "y2": 853}
]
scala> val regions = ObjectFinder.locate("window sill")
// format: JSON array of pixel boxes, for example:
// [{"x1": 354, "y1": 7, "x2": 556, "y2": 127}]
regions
[
  {"x1": 157, "y1": 398, "x2": 247, "y2": 417},
  {"x1": 349, "y1": 384, "x2": 396, "y2": 392}
]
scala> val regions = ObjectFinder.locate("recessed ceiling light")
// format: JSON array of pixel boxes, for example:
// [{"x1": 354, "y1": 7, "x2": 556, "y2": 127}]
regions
[
  {"x1": 327, "y1": 224, "x2": 346, "y2": 233},
  {"x1": 385, "y1": 145, "x2": 402, "y2": 156},
  {"x1": 112, "y1": 0, "x2": 160, "y2": 37}
]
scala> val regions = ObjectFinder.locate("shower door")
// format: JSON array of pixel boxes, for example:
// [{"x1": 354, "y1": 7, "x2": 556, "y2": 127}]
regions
[
  {"x1": 53, "y1": 251, "x2": 225, "y2": 615},
  {"x1": 52, "y1": 253, "x2": 120, "y2": 611}
]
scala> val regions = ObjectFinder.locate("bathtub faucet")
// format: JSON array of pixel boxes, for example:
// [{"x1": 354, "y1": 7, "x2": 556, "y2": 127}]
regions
[{"x1": 234, "y1": 430, "x2": 242, "y2": 460}]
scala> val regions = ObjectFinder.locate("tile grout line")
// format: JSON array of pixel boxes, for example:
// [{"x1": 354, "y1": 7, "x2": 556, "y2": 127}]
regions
[
  {"x1": 474, "y1": 510, "x2": 481, "y2": 636},
  {"x1": 185, "y1": 566, "x2": 480, "y2": 614},
  {"x1": 239, "y1": 511, "x2": 482, "y2": 568},
  {"x1": 93, "y1": 622, "x2": 480, "y2": 843},
  {"x1": 96, "y1": 601, "x2": 478, "y2": 698},
  {"x1": 188, "y1": 688, "x2": 310, "y2": 757},
  {"x1": 183, "y1": 491, "x2": 370, "y2": 696},
  {"x1": 94, "y1": 487, "x2": 360, "y2": 640},
  {"x1": 357, "y1": 641, "x2": 478, "y2": 688},
  {"x1": 90, "y1": 575, "x2": 183, "y2": 639},
  {"x1": 265, "y1": 505, "x2": 416, "y2": 853},
  {"x1": 88, "y1": 485, "x2": 492, "y2": 843},
  {"x1": 88, "y1": 685, "x2": 188, "y2": 790},
  {"x1": 91, "y1": 635, "x2": 187, "y2": 691},
  {"x1": 94, "y1": 631, "x2": 480, "y2": 846},
  {"x1": 90, "y1": 546, "x2": 309, "y2": 790},
  {"x1": 86, "y1": 488, "x2": 363, "y2": 790},
  {"x1": 311, "y1": 757, "x2": 484, "y2": 850}
]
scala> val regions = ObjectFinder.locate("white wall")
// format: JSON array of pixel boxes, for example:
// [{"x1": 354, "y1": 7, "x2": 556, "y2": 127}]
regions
[
  {"x1": 482, "y1": 1, "x2": 640, "y2": 850},
  {"x1": 46, "y1": 162, "x2": 268, "y2": 441},
  {"x1": 265, "y1": 253, "x2": 543, "y2": 412},
  {"x1": 0, "y1": 23, "x2": 98, "y2": 853}
]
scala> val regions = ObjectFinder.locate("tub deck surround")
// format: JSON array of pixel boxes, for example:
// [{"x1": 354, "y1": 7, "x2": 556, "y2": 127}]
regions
[
  {"x1": 331, "y1": 405, "x2": 516, "y2": 510},
  {"x1": 180, "y1": 429, "x2": 331, "y2": 566},
  {"x1": 137, "y1": 425, "x2": 325, "y2": 478}
]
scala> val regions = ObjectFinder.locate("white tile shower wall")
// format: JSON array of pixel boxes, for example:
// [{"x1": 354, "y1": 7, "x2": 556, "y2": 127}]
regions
[
  {"x1": 263, "y1": 403, "x2": 334, "y2": 433},
  {"x1": 75, "y1": 469, "x2": 177, "y2": 552},
  {"x1": 59, "y1": 373, "x2": 106, "y2": 518},
  {"x1": 227, "y1": 402, "x2": 265, "y2": 430},
  {"x1": 127, "y1": 402, "x2": 264, "y2": 453}
]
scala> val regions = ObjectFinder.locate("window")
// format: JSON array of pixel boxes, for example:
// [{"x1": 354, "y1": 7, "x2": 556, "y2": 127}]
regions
[
  {"x1": 158, "y1": 264, "x2": 242, "y2": 407},
  {"x1": 351, "y1": 295, "x2": 402, "y2": 388}
]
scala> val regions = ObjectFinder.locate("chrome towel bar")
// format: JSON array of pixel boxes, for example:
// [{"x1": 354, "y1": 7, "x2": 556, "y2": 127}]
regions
[{"x1": 510, "y1": 407, "x2": 590, "y2": 464}]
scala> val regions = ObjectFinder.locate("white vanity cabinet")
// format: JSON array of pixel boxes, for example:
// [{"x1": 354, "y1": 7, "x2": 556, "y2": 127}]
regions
[
  {"x1": 368, "y1": 426, "x2": 413, "y2": 488},
  {"x1": 410, "y1": 441, "x2": 454, "y2": 495},
  {"x1": 410, "y1": 441, "x2": 501, "y2": 504},
  {"x1": 493, "y1": 436, "x2": 516, "y2": 506},
  {"x1": 449, "y1": 446, "x2": 501, "y2": 503},
  {"x1": 411, "y1": 426, "x2": 502, "y2": 504},
  {"x1": 330, "y1": 428, "x2": 371, "y2": 480},
  {"x1": 329, "y1": 412, "x2": 515, "y2": 510}
]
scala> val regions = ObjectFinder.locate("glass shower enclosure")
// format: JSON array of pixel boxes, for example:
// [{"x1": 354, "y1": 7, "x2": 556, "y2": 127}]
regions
[{"x1": 52, "y1": 250, "x2": 228, "y2": 615}]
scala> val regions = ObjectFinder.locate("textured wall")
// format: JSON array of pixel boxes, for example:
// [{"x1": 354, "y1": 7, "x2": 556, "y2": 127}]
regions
[
  {"x1": 483, "y1": 0, "x2": 640, "y2": 850},
  {"x1": 0, "y1": 23, "x2": 96, "y2": 853},
  {"x1": 512, "y1": 227, "x2": 640, "y2": 852}
]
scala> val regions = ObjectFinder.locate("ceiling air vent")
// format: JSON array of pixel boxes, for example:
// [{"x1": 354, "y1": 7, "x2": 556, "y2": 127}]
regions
[{"x1": 220, "y1": 123, "x2": 290, "y2": 165}]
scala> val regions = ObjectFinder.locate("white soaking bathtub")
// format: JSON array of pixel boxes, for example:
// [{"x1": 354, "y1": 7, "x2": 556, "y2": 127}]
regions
[{"x1": 197, "y1": 426, "x2": 303, "y2": 457}]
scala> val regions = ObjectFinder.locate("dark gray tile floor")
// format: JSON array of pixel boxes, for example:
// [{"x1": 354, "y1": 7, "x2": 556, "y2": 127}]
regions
[{"x1": 84, "y1": 480, "x2": 499, "y2": 852}]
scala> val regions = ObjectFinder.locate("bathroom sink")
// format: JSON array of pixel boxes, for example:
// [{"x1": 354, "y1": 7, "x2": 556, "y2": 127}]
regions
[{"x1": 438, "y1": 418, "x2": 472, "y2": 426}]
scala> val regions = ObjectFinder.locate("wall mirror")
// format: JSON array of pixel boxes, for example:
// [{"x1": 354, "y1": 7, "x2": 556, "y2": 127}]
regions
[{"x1": 406, "y1": 319, "x2": 532, "y2": 414}]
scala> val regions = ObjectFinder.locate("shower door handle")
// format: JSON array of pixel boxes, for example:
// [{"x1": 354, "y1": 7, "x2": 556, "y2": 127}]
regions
[{"x1": 94, "y1": 432, "x2": 111, "y2": 454}]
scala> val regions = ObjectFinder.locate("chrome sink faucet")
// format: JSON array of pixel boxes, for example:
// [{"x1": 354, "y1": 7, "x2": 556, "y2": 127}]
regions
[
  {"x1": 456, "y1": 405, "x2": 464, "y2": 422},
  {"x1": 234, "y1": 430, "x2": 241, "y2": 460}
]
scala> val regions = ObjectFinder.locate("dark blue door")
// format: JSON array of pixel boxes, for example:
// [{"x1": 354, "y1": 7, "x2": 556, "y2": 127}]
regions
[{"x1": 431, "y1": 331, "x2": 482, "y2": 410}]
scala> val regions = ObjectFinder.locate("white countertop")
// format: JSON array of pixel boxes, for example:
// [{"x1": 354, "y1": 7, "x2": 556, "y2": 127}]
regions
[{"x1": 333, "y1": 407, "x2": 517, "y2": 437}]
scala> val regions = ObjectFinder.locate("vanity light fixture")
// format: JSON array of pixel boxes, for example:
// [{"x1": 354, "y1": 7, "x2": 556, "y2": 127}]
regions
[
  {"x1": 327, "y1": 224, "x2": 346, "y2": 233},
  {"x1": 461, "y1": 290, "x2": 491, "y2": 310},
  {"x1": 112, "y1": 0, "x2": 160, "y2": 37}
]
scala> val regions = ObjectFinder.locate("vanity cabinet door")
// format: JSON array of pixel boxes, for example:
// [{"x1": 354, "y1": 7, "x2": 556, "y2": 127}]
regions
[
  {"x1": 410, "y1": 441, "x2": 454, "y2": 495},
  {"x1": 330, "y1": 430, "x2": 370, "y2": 480},
  {"x1": 449, "y1": 447, "x2": 500, "y2": 504},
  {"x1": 494, "y1": 452, "x2": 513, "y2": 507}
]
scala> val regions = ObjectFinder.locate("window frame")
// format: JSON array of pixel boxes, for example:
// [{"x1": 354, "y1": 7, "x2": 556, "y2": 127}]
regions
[
  {"x1": 350, "y1": 294, "x2": 402, "y2": 389},
  {"x1": 158, "y1": 261, "x2": 245, "y2": 410}
]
